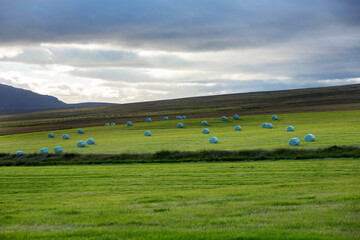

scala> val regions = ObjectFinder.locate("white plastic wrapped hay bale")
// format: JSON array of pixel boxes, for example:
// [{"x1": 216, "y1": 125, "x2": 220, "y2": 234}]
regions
[
  {"x1": 287, "y1": 126, "x2": 294, "y2": 132},
  {"x1": 289, "y1": 137, "x2": 300, "y2": 146},
  {"x1": 77, "y1": 141, "x2": 86, "y2": 148},
  {"x1": 305, "y1": 134, "x2": 315, "y2": 142},
  {"x1": 209, "y1": 137, "x2": 218, "y2": 143},
  {"x1": 235, "y1": 126, "x2": 242, "y2": 131},
  {"x1": 202, "y1": 128, "x2": 210, "y2": 134},
  {"x1": 54, "y1": 146, "x2": 62, "y2": 153},
  {"x1": 262, "y1": 123, "x2": 273, "y2": 129},
  {"x1": 40, "y1": 148, "x2": 49, "y2": 154}
]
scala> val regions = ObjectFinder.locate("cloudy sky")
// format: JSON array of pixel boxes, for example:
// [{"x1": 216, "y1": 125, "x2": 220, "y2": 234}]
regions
[{"x1": 0, "y1": 0, "x2": 359, "y2": 103}]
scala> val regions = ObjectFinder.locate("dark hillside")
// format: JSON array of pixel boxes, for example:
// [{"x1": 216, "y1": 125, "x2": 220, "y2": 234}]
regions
[
  {"x1": 0, "y1": 83, "x2": 67, "y2": 111},
  {"x1": 0, "y1": 84, "x2": 112, "y2": 115}
]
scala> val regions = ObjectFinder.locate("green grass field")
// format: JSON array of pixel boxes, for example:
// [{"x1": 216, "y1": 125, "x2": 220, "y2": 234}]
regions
[
  {"x1": 0, "y1": 159, "x2": 359, "y2": 239},
  {"x1": 1, "y1": 110, "x2": 359, "y2": 154}
]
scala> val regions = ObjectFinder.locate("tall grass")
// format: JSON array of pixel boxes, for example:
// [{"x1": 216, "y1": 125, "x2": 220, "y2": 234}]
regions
[{"x1": 1, "y1": 145, "x2": 360, "y2": 166}]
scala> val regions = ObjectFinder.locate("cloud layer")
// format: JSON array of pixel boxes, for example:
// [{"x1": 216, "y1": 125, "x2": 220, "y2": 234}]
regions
[{"x1": 0, "y1": 0, "x2": 359, "y2": 103}]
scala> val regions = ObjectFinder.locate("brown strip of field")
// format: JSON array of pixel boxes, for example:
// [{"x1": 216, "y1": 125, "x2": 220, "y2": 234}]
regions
[{"x1": 1, "y1": 84, "x2": 360, "y2": 135}]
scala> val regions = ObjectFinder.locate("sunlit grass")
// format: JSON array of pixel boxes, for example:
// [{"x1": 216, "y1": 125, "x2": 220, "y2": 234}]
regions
[
  {"x1": 1, "y1": 110, "x2": 359, "y2": 154},
  {"x1": 0, "y1": 159, "x2": 359, "y2": 239}
]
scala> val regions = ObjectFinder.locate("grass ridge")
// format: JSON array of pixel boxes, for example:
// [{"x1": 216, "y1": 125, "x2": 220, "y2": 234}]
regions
[{"x1": 1, "y1": 145, "x2": 359, "y2": 166}]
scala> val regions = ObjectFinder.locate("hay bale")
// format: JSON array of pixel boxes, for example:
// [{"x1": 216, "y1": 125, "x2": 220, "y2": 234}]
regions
[
  {"x1": 202, "y1": 128, "x2": 210, "y2": 134},
  {"x1": 62, "y1": 134, "x2": 69, "y2": 140},
  {"x1": 48, "y1": 133, "x2": 54, "y2": 138},
  {"x1": 182, "y1": 116, "x2": 187, "y2": 119},
  {"x1": 176, "y1": 116, "x2": 182, "y2": 120},
  {"x1": 146, "y1": 118, "x2": 152, "y2": 123},
  {"x1": 77, "y1": 129, "x2": 83, "y2": 134},
  {"x1": 54, "y1": 146, "x2": 62, "y2": 153},
  {"x1": 163, "y1": 117, "x2": 169, "y2": 120},
  {"x1": 105, "y1": 123, "x2": 110, "y2": 126},
  {"x1": 127, "y1": 121, "x2": 133, "y2": 126},
  {"x1": 144, "y1": 131, "x2": 151, "y2": 136},
  {"x1": 87, "y1": 138, "x2": 95, "y2": 145},
  {"x1": 305, "y1": 134, "x2": 315, "y2": 142},
  {"x1": 289, "y1": 137, "x2": 300, "y2": 146},
  {"x1": 177, "y1": 123, "x2": 184, "y2": 128},
  {"x1": 287, "y1": 126, "x2": 294, "y2": 132},
  {"x1": 40, "y1": 148, "x2": 49, "y2": 154},
  {"x1": 16, "y1": 150, "x2": 24, "y2": 155},
  {"x1": 272, "y1": 115, "x2": 278, "y2": 120},
  {"x1": 77, "y1": 141, "x2": 86, "y2": 148},
  {"x1": 209, "y1": 136, "x2": 218, "y2": 143},
  {"x1": 110, "y1": 123, "x2": 116, "y2": 126},
  {"x1": 233, "y1": 114, "x2": 239, "y2": 120},
  {"x1": 202, "y1": 120, "x2": 208, "y2": 126},
  {"x1": 221, "y1": 116, "x2": 227, "y2": 121},
  {"x1": 235, "y1": 125, "x2": 242, "y2": 131},
  {"x1": 262, "y1": 123, "x2": 273, "y2": 129}
]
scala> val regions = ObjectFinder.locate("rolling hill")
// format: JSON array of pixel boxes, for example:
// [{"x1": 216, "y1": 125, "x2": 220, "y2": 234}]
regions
[
  {"x1": 0, "y1": 83, "x2": 112, "y2": 115},
  {"x1": 1, "y1": 84, "x2": 360, "y2": 135}
]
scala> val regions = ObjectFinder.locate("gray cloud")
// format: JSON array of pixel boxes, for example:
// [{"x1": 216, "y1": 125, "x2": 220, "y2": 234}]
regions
[
  {"x1": 0, "y1": 0, "x2": 359, "y2": 103},
  {"x1": 1, "y1": 0, "x2": 359, "y2": 51}
]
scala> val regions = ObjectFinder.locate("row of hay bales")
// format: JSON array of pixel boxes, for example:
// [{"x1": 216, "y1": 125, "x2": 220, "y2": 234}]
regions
[
  {"x1": 104, "y1": 123, "x2": 116, "y2": 126},
  {"x1": 16, "y1": 114, "x2": 315, "y2": 154},
  {"x1": 203, "y1": 115, "x2": 242, "y2": 143},
  {"x1": 105, "y1": 116, "x2": 188, "y2": 126},
  {"x1": 260, "y1": 115, "x2": 315, "y2": 146},
  {"x1": 203, "y1": 114, "x2": 315, "y2": 145},
  {"x1": 102, "y1": 115, "x2": 243, "y2": 143},
  {"x1": 16, "y1": 129, "x2": 96, "y2": 154},
  {"x1": 289, "y1": 134, "x2": 315, "y2": 146},
  {"x1": 101, "y1": 114, "x2": 312, "y2": 145}
]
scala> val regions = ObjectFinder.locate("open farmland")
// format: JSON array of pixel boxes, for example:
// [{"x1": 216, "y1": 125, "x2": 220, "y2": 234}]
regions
[
  {"x1": 0, "y1": 159, "x2": 359, "y2": 240},
  {"x1": 1, "y1": 86, "x2": 360, "y2": 240},
  {"x1": 0, "y1": 110, "x2": 359, "y2": 154},
  {"x1": 1, "y1": 84, "x2": 360, "y2": 135}
]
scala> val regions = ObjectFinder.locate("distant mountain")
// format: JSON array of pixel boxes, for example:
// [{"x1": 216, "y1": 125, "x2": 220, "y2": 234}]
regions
[{"x1": 0, "y1": 83, "x2": 112, "y2": 114}]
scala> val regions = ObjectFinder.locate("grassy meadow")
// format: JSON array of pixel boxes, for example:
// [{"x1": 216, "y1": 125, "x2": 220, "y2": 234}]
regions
[
  {"x1": 0, "y1": 159, "x2": 359, "y2": 239},
  {"x1": 0, "y1": 110, "x2": 359, "y2": 154}
]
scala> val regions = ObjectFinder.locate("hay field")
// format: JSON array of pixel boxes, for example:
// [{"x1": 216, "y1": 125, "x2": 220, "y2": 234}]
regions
[{"x1": 0, "y1": 110, "x2": 359, "y2": 154}]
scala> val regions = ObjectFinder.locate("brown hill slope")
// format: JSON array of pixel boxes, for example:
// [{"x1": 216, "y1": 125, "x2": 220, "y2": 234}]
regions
[{"x1": 1, "y1": 84, "x2": 360, "y2": 135}]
